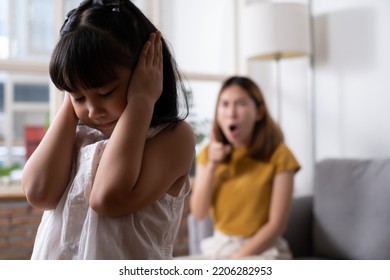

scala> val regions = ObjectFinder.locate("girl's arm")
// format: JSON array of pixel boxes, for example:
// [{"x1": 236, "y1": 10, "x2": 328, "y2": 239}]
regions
[
  {"x1": 90, "y1": 32, "x2": 195, "y2": 217},
  {"x1": 22, "y1": 94, "x2": 78, "y2": 209},
  {"x1": 230, "y1": 171, "x2": 295, "y2": 259}
]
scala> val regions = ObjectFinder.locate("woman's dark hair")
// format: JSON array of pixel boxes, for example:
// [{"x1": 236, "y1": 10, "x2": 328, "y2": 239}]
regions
[
  {"x1": 50, "y1": 0, "x2": 188, "y2": 126},
  {"x1": 212, "y1": 76, "x2": 283, "y2": 161}
]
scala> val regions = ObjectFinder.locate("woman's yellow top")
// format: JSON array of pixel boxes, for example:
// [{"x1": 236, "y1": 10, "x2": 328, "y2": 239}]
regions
[{"x1": 196, "y1": 143, "x2": 300, "y2": 237}]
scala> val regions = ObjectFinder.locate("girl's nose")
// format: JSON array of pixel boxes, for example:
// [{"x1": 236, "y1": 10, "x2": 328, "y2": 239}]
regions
[{"x1": 88, "y1": 103, "x2": 106, "y2": 120}]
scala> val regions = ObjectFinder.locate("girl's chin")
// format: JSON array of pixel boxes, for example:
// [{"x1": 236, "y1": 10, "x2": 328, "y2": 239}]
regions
[{"x1": 86, "y1": 125, "x2": 113, "y2": 138}]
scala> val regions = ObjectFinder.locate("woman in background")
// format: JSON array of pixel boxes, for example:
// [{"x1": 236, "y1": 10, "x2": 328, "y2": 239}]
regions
[{"x1": 190, "y1": 76, "x2": 300, "y2": 259}]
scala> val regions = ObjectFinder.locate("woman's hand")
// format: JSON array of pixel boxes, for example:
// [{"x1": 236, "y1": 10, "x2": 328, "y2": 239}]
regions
[
  {"x1": 208, "y1": 141, "x2": 231, "y2": 163},
  {"x1": 208, "y1": 130, "x2": 231, "y2": 165},
  {"x1": 127, "y1": 31, "x2": 163, "y2": 104}
]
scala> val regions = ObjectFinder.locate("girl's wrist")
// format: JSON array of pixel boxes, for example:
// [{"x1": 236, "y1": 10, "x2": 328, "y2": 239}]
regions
[
  {"x1": 127, "y1": 93, "x2": 157, "y2": 108},
  {"x1": 121, "y1": 94, "x2": 155, "y2": 126},
  {"x1": 59, "y1": 99, "x2": 78, "y2": 125}
]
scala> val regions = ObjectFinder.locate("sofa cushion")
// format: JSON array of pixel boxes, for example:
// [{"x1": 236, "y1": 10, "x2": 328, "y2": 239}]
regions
[
  {"x1": 313, "y1": 158, "x2": 390, "y2": 259},
  {"x1": 283, "y1": 195, "x2": 314, "y2": 258}
]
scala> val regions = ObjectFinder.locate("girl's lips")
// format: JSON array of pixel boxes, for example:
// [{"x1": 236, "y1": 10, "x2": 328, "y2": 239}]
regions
[{"x1": 98, "y1": 120, "x2": 117, "y2": 129}]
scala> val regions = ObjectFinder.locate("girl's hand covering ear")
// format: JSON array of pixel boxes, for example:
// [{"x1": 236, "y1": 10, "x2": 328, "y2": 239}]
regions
[
  {"x1": 63, "y1": 92, "x2": 78, "y2": 121},
  {"x1": 127, "y1": 32, "x2": 163, "y2": 103}
]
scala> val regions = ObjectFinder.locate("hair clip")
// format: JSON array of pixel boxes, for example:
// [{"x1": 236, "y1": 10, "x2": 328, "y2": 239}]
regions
[
  {"x1": 92, "y1": 0, "x2": 124, "y2": 6},
  {"x1": 112, "y1": 7, "x2": 120, "y2": 12}
]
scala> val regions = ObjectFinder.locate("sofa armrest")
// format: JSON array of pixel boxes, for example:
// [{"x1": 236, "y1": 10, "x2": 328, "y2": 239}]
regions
[
  {"x1": 187, "y1": 214, "x2": 214, "y2": 255},
  {"x1": 283, "y1": 195, "x2": 314, "y2": 258}
]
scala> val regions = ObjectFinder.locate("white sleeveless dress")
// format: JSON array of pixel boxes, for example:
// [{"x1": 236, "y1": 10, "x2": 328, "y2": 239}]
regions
[{"x1": 31, "y1": 124, "x2": 190, "y2": 259}]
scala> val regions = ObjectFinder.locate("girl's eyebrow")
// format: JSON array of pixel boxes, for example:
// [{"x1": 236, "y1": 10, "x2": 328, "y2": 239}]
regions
[{"x1": 68, "y1": 91, "x2": 83, "y2": 97}]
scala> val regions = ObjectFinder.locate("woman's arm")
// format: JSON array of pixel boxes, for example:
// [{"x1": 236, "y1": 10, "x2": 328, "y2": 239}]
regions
[
  {"x1": 231, "y1": 171, "x2": 295, "y2": 259},
  {"x1": 190, "y1": 162, "x2": 217, "y2": 220},
  {"x1": 90, "y1": 32, "x2": 195, "y2": 217},
  {"x1": 190, "y1": 140, "x2": 231, "y2": 220},
  {"x1": 22, "y1": 94, "x2": 78, "y2": 209}
]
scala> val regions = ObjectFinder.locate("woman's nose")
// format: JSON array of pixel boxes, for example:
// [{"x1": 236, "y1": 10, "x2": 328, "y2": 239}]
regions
[{"x1": 226, "y1": 105, "x2": 237, "y2": 118}]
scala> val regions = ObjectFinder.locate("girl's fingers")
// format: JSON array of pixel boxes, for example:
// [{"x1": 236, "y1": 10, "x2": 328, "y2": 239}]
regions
[
  {"x1": 155, "y1": 31, "x2": 162, "y2": 67},
  {"x1": 139, "y1": 40, "x2": 151, "y2": 66},
  {"x1": 145, "y1": 33, "x2": 156, "y2": 66},
  {"x1": 140, "y1": 32, "x2": 162, "y2": 68}
]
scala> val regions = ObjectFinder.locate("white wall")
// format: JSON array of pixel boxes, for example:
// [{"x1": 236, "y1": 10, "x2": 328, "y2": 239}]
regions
[
  {"x1": 158, "y1": 0, "x2": 390, "y2": 196},
  {"x1": 159, "y1": 0, "x2": 236, "y2": 76},
  {"x1": 241, "y1": 0, "x2": 313, "y2": 196},
  {"x1": 313, "y1": 0, "x2": 390, "y2": 161},
  {"x1": 246, "y1": 0, "x2": 390, "y2": 195}
]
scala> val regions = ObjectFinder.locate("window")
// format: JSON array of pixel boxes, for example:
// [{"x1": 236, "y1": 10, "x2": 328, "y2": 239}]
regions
[
  {"x1": 0, "y1": 0, "x2": 56, "y2": 174},
  {"x1": 14, "y1": 84, "x2": 49, "y2": 103},
  {"x1": 0, "y1": 0, "x2": 147, "y2": 175},
  {"x1": 0, "y1": 0, "x2": 237, "y2": 179},
  {"x1": 0, "y1": 72, "x2": 50, "y2": 168}
]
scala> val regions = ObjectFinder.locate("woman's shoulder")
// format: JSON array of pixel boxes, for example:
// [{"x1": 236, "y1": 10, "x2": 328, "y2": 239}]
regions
[{"x1": 270, "y1": 142, "x2": 301, "y2": 173}]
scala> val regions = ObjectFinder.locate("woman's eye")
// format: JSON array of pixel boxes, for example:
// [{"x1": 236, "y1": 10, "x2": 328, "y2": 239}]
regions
[{"x1": 220, "y1": 101, "x2": 229, "y2": 107}]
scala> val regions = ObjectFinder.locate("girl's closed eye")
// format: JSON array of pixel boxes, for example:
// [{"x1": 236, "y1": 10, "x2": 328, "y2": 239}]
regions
[
  {"x1": 74, "y1": 96, "x2": 85, "y2": 103},
  {"x1": 99, "y1": 90, "x2": 114, "y2": 98},
  {"x1": 98, "y1": 85, "x2": 119, "y2": 99}
]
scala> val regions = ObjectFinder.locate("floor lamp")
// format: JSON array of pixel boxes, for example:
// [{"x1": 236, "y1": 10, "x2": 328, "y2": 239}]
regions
[{"x1": 242, "y1": 2, "x2": 311, "y2": 123}]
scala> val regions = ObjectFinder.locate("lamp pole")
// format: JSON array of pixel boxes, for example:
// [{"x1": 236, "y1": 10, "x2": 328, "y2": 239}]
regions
[{"x1": 275, "y1": 53, "x2": 282, "y2": 123}]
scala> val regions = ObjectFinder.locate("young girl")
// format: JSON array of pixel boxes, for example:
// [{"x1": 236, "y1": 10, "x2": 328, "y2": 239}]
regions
[
  {"x1": 22, "y1": 0, "x2": 195, "y2": 259},
  {"x1": 190, "y1": 76, "x2": 300, "y2": 259}
]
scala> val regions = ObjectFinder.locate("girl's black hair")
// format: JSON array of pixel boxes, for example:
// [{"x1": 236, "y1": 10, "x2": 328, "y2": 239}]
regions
[{"x1": 50, "y1": 0, "x2": 189, "y2": 126}]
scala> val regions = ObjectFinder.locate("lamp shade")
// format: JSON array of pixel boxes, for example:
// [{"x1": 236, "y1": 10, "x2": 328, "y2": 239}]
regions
[{"x1": 242, "y1": 2, "x2": 311, "y2": 60}]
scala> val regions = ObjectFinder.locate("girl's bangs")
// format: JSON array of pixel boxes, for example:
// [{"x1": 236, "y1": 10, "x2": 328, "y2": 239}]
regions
[{"x1": 50, "y1": 28, "x2": 133, "y2": 92}]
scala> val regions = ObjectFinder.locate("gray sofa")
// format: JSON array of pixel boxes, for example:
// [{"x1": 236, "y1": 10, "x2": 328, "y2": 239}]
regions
[
  {"x1": 285, "y1": 158, "x2": 390, "y2": 259},
  {"x1": 188, "y1": 158, "x2": 390, "y2": 259}
]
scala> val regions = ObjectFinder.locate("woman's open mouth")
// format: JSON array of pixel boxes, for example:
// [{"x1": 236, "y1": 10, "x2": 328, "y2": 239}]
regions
[
  {"x1": 229, "y1": 125, "x2": 238, "y2": 132},
  {"x1": 227, "y1": 124, "x2": 240, "y2": 138}
]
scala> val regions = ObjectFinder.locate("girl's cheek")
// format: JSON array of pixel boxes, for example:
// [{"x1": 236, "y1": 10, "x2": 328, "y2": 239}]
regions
[{"x1": 72, "y1": 107, "x2": 84, "y2": 121}]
